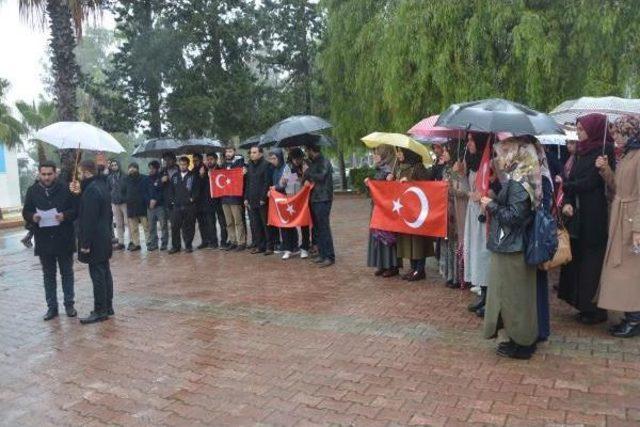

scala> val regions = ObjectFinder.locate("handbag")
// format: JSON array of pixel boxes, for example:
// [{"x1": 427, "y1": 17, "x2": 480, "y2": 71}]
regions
[
  {"x1": 525, "y1": 208, "x2": 558, "y2": 266},
  {"x1": 541, "y1": 226, "x2": 572, "y2": 270}
]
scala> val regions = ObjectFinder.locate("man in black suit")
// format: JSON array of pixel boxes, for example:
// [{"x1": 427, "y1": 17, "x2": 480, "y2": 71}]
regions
[
  {"x1": 71, "y1": 160, "x2": 114, "y2": 324},
  {"x1": 22, "y1": 161, "x2": 78, "y2": 321},
  {"x1": 168, "y1": 156, "x2": 200, "y2": 253}
]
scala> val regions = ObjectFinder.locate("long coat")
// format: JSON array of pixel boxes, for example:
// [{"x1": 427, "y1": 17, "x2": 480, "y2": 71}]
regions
[
  {"x1": 78, "y1": 176, "x2": 113, "y2": 264},
  {"x1": 22, "y1": 180, "x2": 77, "y2": 256},
  {"x1": 395, "y1": 163, "x2": 435, "y2": 259},
  {"x1": 558, "y1": 147, "x2": 614, "y2": 313},
  {"x1": 121, "y1": 173, "x2": 149, "y2": 218},
  {"x1": 598, "y1": 149, "x2": 640, "y2": 312}
]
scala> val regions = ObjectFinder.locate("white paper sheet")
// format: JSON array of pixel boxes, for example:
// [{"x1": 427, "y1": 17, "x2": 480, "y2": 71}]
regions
[{"x1": 37, "y1": 208, "x2": 61, "y2": 228}]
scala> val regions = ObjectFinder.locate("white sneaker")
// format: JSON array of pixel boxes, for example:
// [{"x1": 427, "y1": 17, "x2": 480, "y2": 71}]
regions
[
  {"x1": 470, "y1": 286, "x2": 481, "y2": 295},
  {"x1": 282, "y1": 251, "x2": 291, "y2": 260},
  {"x1": 300, "y1": 249, "x2": 309, "y2": 259}
]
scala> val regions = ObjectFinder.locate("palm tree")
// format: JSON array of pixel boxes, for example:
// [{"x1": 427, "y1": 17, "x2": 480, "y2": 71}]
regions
[
  {"x1": 0, "y1": 79, "x2": 25, "y2": 150},
  {"x1": 18, "y1": 0, "x2": 103, "y2": 180},
  {"x1": 15, "y1": 98, "x2": 57, "y2": 163}
]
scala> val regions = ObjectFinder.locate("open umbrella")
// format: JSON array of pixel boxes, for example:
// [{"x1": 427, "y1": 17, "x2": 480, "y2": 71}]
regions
[
  {"x1": 239, "y1": 135, "x2": 263, "y2": 149},
  {"x1": 436, "y1": 98, "x2": 563, "y2": 136},
  {"x1": 175, "y1": 137, "x2": 225, "y2": 154},
  {"x1": 263, "y1": 115, "x2": 332, "y2": 142},
  {"x1": 361, "y1": 132, "x2": 434, "y2": 166},
  {"x1": 408, "y1": 115, "x2": 461, "y2": 140},
  {"x1": 550, "y1": 96, "x2": 640, "y2": 125},
  {"x1": 276, "y1": 133, "x2": 335, "y2": 148},
  {"x1": 32, "y1": 121, "x2": 125, "y2": 153},
  {"x1": 132, "y1": 137, "x2": 181, "y2": 158}
]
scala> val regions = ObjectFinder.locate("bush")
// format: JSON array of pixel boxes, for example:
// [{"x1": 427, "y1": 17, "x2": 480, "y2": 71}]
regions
[{"x1": 349, "y1": 166, "x2": 376, "y2": 194}]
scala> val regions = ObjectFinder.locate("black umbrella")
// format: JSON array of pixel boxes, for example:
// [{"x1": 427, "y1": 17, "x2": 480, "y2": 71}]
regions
[
  {"x1": 436, "y1": 98, "x2": 564, "y2": 136},
  {"x1": 175, "y1": 137, "x2": 225, "y2": 154},
  {"x1": 239, "y1": 135, "x2": 262, "y2": 150},
  {"x1": 276, "y1": 133, "x2": 335, "y2": 148},
  {"x1": 132, "y1": 137, "x2": 181, "y2": 158},
  {"x1": 263, "y1": 115, "x2": 332, "y2": 142}
]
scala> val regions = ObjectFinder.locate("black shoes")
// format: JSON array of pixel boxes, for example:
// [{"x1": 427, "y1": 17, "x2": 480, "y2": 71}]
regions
[
  {"x1": 168, "y1": 248, "x2": 180, "y2": 254},
  {"x1": 80, "y1": 311, "x2": 108, "y2": 325},
  {"x1": 497, "y1": 340, "x2": 536, "y2": 359},
  {"x1": 577, "y1": 311, "x2": 608, "y2": 325},
  {"x1": 197, "y1": 243, "x2": 208, "y2": 250},
  {"x1": 382, "y1": 268, "x2": 399, "y2": 278},
  {"x1": 147, "y1": 246, "x2": 158, "y2": 252},
  {"x1": 114, "y1": 243, "x2": 125, "y2": 250},
  {"x1": 107, "y1": 307, "x2": 115, "y2": 316},
  {"x1": 224, "y1": 244, "x2": 237, "y2": 251},
  {"x1": 318, "y1": 259, "x2": 335, "y2": 268},
  {"x1": 43, "y1": 308, "x2": 58, "y2": 321},
  {"x1": 407, "y1": 270, "x2": 426, "y2": 281},
  {"x1": 65, "y1": 305, "x2": 77, "y2": 317},
  {"x1": 185, "y1": 247, "x2": 193, "y2": 253},
  {"x1": 129, "y1": 245, "x2": 141, "y2": 252},
  {"x1": 263, "y1": 249, "x2": 274, "y2": 256},
  {"x1": 235, "y1": 245, "x2": 246, "y2": 252},
  {"x1": 468, "y1": 288, "x2": 487, "y2": 312},
  {"x1": 611, "y1": 321, "x2": 640, "y2": 338}
]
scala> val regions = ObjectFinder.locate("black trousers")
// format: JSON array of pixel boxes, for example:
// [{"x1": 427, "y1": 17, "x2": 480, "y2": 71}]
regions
[
  {"x1": 196, "y1": 208, "x2": 210, "y2": 244},
  {"x1": 200, "y1": 202, "x2": 228, "y2": 246},
  {"x1": 213, "y1": 200, "x2": 228, "y2": 245},
  {"x1": 311, "y1": 201, "x2": 335, "y2": 261},
  {"x1": 249, "y1": 205, "x2": 272, "y2": 251},
  {"x1": 88, "y1": 261, "x2": 113, "y2": 314},
  {"x1": 39, "y1": 253, "x2": 74, "y2": 309},
  {"x1": 171, "y1": 205, "x2": 196, "y2": 249}
]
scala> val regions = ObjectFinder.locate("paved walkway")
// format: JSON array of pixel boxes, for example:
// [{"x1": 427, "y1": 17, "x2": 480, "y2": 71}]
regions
[{"x1": 1, "y1": 196, "x2": 639, "y2": 426}]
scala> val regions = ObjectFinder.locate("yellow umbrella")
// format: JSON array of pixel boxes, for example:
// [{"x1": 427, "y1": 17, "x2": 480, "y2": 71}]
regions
[{"x1": 361, "y1": 132, "x2": 434, "y2": 166}]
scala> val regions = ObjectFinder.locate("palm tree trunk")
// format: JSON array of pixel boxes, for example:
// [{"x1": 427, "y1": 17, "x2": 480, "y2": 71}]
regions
[{"x1": 47, "y1": 0, "x2": 79, "y2": 181}]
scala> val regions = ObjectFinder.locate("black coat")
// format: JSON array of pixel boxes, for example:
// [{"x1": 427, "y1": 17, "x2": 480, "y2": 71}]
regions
[
  {"x1": 107, "y1": 171, "x2": 125, "y2": 204},
  {"x1": 161, "y1": 165, "x2": 179, "y2": 208},
  {"x1": 245, "y1": 157, "x2": 271, "y2": 209},
  {"x1": 304, "y1": 154, "x2": 333, "y2": 203},
  {"x1": 22, "y1": 180, "x2": 77, "y2": 256},
  {"x1": 486, "y1": 180, "x2": 533, "y2": 253},
  {"x1": 168, "y1": 170, "x2": 200, "y2": 208},
  {"x1": 121, "y1": 173, "x2": 149, "y2": 218},
  {"x1": 78, "y1": 176, "x2": 113, "y2": 264}
]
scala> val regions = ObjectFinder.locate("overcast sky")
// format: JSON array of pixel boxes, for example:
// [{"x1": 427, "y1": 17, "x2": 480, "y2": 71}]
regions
[{"x1": 0, "y1": 0, "x2": 114, "y2": 110}]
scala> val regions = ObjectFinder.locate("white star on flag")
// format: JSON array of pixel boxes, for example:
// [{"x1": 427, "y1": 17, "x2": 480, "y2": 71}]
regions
[
  {"x1": 392, "y1": 198, "x2": 403, "y2": 214},
  {"x1": 286, "y1": 204, "x2": 295, "y2": 215},
  {"x1": 226, "y1": 178, "x2": 232, "y2": 185}
]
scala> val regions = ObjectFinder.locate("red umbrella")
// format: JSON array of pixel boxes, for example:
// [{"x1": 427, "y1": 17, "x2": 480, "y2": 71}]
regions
[{"x1": 408, "y1": 115, "x2": 460, "y2": 140}]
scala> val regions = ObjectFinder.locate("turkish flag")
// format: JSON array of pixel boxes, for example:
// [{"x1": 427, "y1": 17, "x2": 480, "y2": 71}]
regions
[
  {"x1": 210, "y1": 168, "x2": 244, "y2": 197},
  {"x1": 369, "y1": 181, "x2": 448, "y2": 238},
  {"x1": 268, "y1": 184, "x2": 314, "y2": 228},
  {"x1": 475, "y1": 139, "x2": 493, "y2": 196}
]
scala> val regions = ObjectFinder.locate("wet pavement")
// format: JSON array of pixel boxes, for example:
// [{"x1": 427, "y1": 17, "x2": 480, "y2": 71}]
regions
[{"x1": 1, "y1": 195, "x2": 639, "y2": 426}]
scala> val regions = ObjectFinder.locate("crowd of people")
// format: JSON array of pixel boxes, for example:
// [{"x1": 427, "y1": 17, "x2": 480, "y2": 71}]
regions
[
  {"x1": 22, "y1": 144, "x2": 336, "y2": 324},
  {"x1": 18, "y1": 113, "x2": 640, "y2": 360},
  {"x1": 366, "y1": 113, "x2": 640, "y2": 359}
]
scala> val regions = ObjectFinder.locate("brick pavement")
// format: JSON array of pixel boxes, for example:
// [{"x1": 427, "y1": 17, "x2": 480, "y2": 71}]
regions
[{"x1": 1, "y1": 195, "x2": 639, "y2": 426}]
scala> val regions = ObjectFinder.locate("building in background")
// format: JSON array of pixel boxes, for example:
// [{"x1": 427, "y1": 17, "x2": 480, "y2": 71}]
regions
[{"x1": 0, "y1": 141, "x2": 21, "y2": 216}]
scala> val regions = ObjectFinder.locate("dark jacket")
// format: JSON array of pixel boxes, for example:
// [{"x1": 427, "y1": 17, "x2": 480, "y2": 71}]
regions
[
  {"x1": 121, "y1": 173, "x2": 149, "y2": 218},
  {"x1": 200, "y1": 165, "x2": 221, "y2": 212},
  {"x1": 304, "y1": 154, "x2": 334, "y2": 203},
  {"x1": 146, "y1": 172, "x2": 164, "y2": 207},
  {"x1": 221, "y1": 157, "x2": 245, "y2": 205},
  {"x1": 245, "y1": 157, "x2": 271, "y2": 209},
  {"x1": 78, "y1": 176, "x2": 113, "y2": 264},
  {"x1": 161, "y1": 165, "x2": 179, "y2": 208},
  {"x1": 168, "y1": 170, "x2": 200, "y2": 208},
  {"x1": 562, "y1": 146, "x2": 614, "y2": 243},
  {"x1": 107, "y1": 170, "x2": 124, "y2": 204},
  {"x1": 486, "y1": 180, "x2": 533, "y2": 253},
  {"x1": 192, "y1": 163, "x2": 208, "y2": 211},
  {"x1": 22, "y1": 180, "x2": 77, "y2": 256}
]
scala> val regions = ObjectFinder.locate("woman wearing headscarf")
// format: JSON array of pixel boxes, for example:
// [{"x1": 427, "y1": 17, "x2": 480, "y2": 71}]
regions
[
  {"x1": 437, "y1": 144, "x2": 461, "y2": 287},
  {"x1": 463, "y1": 132, "x2": 492, "y2": 316},
  {"x1": 394, "y1": 147, "x2": 434, "y2": 281},
  {"x1": 367, "y1": 145, "x2": 401, "y2": 277},
  {"x1": 596, "y1": 115, "x2": 640, "y2": 337},
  {"x1": 558, "y1": 113, "x2": 615, "y2": 325},
  {"x1": 481, "y1": 137, "x2": 540, "y2": 359}
]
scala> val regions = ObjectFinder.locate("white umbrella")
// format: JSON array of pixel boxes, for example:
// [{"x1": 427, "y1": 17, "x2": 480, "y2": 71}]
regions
[
  {"x1": 550, "y1": 96, "x2": 640, "y2": 125},
  {"x1": 31, "y1": 121, "x2": 125, "y2": 153},
  {"x1": 536, "y1": 130, "x2": 579, "y2": 146}
]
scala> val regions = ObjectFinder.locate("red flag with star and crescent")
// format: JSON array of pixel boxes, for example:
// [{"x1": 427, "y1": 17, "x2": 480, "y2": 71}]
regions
[
  {"x1": 267, "y1": 184, "x2": 314, "y2": 228},
  {"x1": 368, "y1": 181, "x2": 448, "y2": 238},
  {"x1": 210, "y1": 168, "x2": 244, "y2": 198}
]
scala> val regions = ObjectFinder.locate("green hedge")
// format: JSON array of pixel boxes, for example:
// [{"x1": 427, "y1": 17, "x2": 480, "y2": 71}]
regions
[{"x1": 349, "y1": 166, "x2": 376, "y2": 194}]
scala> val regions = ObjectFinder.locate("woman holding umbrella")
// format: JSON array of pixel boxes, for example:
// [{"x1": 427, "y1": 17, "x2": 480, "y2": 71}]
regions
[
  {"x1": 596, "y1": 115, "x2": 640, "y2": 337},
  {"x1": 394, "y1": 148, "x2": 435, "y2": 281},
  {"x1": 558, "y1": 113, "x2": 615, "y2": 325}
]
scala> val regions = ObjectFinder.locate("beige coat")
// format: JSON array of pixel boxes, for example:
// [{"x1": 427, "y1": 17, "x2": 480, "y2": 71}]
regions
[{"x1": 597, "y1": 150, "x2": 640, "y2": 312}]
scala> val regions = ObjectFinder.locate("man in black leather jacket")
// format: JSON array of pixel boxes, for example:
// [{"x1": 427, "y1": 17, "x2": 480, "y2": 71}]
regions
[{"x1": 303, "y1": 144, "x2": 335, "y2": 267}]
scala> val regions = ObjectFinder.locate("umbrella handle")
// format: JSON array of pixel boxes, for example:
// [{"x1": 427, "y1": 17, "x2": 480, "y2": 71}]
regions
[
  {"x1": 72, "y1": 143, "x2": 81, "y2": 183},
  {"x1": 602, "y1": 116, "x2": 608, "y2": 155}
]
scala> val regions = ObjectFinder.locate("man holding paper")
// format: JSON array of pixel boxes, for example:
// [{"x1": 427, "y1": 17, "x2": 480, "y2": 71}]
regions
[{"x1": 22, "y1": 161, "x2": 78, "y2": 321}]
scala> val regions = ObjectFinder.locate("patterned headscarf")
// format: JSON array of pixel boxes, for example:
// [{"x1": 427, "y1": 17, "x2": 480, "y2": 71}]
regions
[
  {"x1": 613, "y1": 114, "x2": 640, "y2": 153},
  {"x1": 374, "y1": 144, "x2": 397, "y2": 170},
  {"x1": 493, "y1": 137, "x2": 542, "y2": 209}
]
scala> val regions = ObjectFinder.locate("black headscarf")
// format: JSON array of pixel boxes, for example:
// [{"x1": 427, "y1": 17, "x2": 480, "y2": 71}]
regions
[{"x1": 400, "y1": 148, "x2": 422, "y2": 165}]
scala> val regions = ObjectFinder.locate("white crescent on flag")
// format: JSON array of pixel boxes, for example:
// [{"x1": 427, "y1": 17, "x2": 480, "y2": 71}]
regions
[
  {"x1": 402, "y1": 186, "x2": 430, "y2": 229},
  {"x1": 215, "y1": 174, "x2": 227, "y2": 189},
  {"x1": 273, "y1": 198, "x2": 290, "y2": 224}
]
